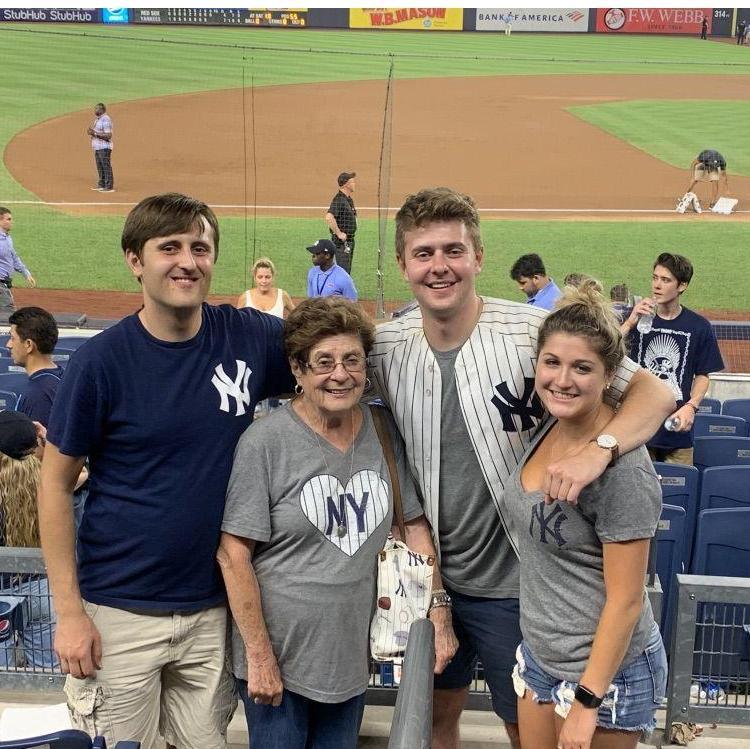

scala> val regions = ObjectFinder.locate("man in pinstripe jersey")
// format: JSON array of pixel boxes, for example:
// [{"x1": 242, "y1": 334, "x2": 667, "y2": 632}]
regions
[{"x1": 368, "y1": 188, "x2": 674, "y2": 749}]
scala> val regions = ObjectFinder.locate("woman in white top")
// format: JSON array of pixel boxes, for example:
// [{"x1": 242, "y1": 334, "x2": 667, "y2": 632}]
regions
[{"x1": 236, "y1": 257, "x2": 295, "y2": 319}]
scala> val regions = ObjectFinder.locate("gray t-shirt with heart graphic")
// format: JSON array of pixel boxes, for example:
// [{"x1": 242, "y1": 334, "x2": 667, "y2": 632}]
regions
[{"x1": 222, "y1": 402, "x2": 423, "y2": 702}]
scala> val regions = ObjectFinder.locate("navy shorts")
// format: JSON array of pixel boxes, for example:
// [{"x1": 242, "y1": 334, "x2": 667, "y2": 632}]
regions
[
  {"x1": 512, "y1": 625, "x2": 667, "y2": 734},
  {"x1": 433, "y1": 589, "x2": 521, "y2": 722}
]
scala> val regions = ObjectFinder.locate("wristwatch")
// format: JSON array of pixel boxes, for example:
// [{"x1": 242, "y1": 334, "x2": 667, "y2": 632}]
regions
[
  {"x1": 592, "y1": 434, "x2": 619, "y2": 467},
  {"x1": 429, "y1": 589, "x2": 452, "y2": 612},
  {"x1": 574, "y1": 684, "x2": 603, "y2": 709}
]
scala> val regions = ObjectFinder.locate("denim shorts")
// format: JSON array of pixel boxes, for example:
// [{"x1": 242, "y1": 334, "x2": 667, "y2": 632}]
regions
[
  {"x1": 512, "y1": 625, "x2": 667, "y2": 734},
  {"x1": 433, "y1": 589, "x2": 521, "y2": 722}
]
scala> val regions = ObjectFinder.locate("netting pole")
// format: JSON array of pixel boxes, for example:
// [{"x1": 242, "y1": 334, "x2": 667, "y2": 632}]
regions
[
  {"x1": 242, "y1": 57, "x2": 259, "y2": 289},
  {"x1": 375, "y1": 57, "x2": 395, "y2": 320}
]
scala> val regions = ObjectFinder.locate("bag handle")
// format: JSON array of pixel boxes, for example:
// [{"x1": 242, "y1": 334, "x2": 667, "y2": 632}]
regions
[{"x1": 370, "y1": 405, "x2": 406, "y2": 541}]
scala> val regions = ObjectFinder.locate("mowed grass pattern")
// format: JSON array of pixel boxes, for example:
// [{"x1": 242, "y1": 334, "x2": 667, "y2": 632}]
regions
[{"x1": 1, "y1": 24, "x2": 749, "y2": 309}]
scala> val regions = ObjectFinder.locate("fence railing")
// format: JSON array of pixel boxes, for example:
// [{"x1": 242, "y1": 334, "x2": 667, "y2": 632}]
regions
[{"x1": 665, "y1": 574, "x2": 750, "y2": 732}]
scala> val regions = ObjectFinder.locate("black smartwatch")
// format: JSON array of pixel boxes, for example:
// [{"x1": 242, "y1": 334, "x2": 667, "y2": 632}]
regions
[{"x1": 574, "y1": 684, "x2": 603, "y2": 709}]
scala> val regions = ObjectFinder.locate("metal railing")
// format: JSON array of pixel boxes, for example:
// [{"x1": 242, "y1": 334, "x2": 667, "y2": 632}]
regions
[
  {"x1": 0, "y1": 547, "x2": 63, "y2": 691},
  {"x1": 665, "y1": 574, "x2": 750, "y2": 732}
]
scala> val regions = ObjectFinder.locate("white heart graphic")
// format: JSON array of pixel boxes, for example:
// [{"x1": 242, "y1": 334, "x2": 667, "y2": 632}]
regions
[{"x1": 299, "y1": 470, "x2": 389, "y2": 556}]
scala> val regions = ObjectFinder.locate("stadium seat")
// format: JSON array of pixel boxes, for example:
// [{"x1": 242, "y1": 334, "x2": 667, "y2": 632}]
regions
[
  {"x1": 0, "y1": 361, "x2": 25, "y2": 375},
  {"x1": 0, "y1": 372, "x2": 29, "y2": 396},
  {"x1": 655, "y1": 504, "x2": 686, "y2": 646},
  {"x1": 693, "y1": 413, "x2": 748, "y2": 438},
  {"x1": 0, "y1": 390, "x2": 18, "y2": 411},
  {"x1": 697, "y1": 397, "x2": 721, "y2": 415},
  {"x1": 55, "y1": 337, "x2": 92, "y2": 350},
  {"x1": 691, "y1": 507, "x2": 750, "y2": 576},
  {"x1": 51, "y1": 348, "x2": 75, "y2": 364},
  {"x1": 722, "y1": 398, "x2": 750, "y2": 424},
  {"x1": 0, "y1": 334, "x2": 8, "y2": 349},
  {"x1": 699, "y1": 466, "x2": 750, "y2": 513},
  {"x1": 653, "y1": 462, "x2": 698, "y2": 567},
  {"x1": 0, "y1": 730, "x2": 140, "y2": 748},
  {"x1": 693, "y1": 436, "x2": 750, "y2": 473}
]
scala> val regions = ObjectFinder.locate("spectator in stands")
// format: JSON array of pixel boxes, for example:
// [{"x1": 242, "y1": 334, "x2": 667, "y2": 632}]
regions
[
  {"x1": 510, "y1": 253, "x2": 561, "y2": 310},
  {"x1": 624, "y1": 253, "x2": 724, "y2": 465},
  {"x1": 306, "y1": 239, "x2": 358, "y2": 300},
  {"x1": 219, "y1": 297, "x2": 456, "y2": 749},
  {"x1": 6, "y1": 307, "x2": 64, "y2": 427},
  {"x1": 609, "y1": 282, "x2": 631, "y2": 324},
  {"x1": 0, "y1": 208, "x2": 36, "y2": 312},
  {"x1": 505, "y1": 281, "x2": 665, "y2": 749},
  {"x1": 325, "y1": 171, "x2": 357, "y2": 273},
  {"x1": 563, "y1": 273, "x2": 602, "y2": 293},
  {"x1": 39, "y1": 193, "x2": 294, "y2": 749},
  {"x1": 368, "y1": 187, "x2": 674, "y2": 749},
  {"x1": 236, "y1": 256, "x2": 295, "y2": 318},
  {"x1": 0, "y1": 410, "x2": 57, "y2": 670}
]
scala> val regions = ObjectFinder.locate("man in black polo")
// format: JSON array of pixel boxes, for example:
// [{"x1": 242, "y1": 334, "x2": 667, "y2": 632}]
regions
[
  {"x1": 687, "y1": 150, "x2": 728, "y2": 208},
  {"x1": 325, "y1": 171, "x2": 357, "y2": 274}
]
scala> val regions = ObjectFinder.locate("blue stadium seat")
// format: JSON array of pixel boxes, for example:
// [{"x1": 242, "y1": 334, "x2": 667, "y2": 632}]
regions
[
  {"x1": 722, "y1": 398, "x2": 750, "y2": 424},
  {"x1": 0, "y1": 730, "x2": 140, "y2": 748},
  {"x1": 699, "y1": 466, "x2": 750, "y2": 513},
  {"x1": 0, "y1": 360, "x2": 25, "y2": 375},
  {"x1": 0, "y1": 334, "x2": 8, "y2": 349},
  {"x1": 691, "y1": 507, "x2": 750, "y2": 576},
  {"x1": 0, "y1": 390, "x2": 18, "y2": 411},
  {"x1": 653, "y1": 462, "x2": 698, "y2": 567},
  {"x1": 51, "y1": 348, "x2": 75, "y2": 364},
  {"x1": 697, "y1": 397, "x2": 721, "y2": 415},
  {"x1": 655, "y1": 504, "x2": 685, "y2": 647},
  {"x1": 693, "y1": 413, "x2": 748, "y2": 438},
  {"x1": 693, "y1": 437, "x2": 750, "y2": 473},
  {"x1": 0, "y1": 372, "x2": 29, "y2": 396},
  {"x1": 56, "y1": 336, "x2": 92, "y2": 350}
]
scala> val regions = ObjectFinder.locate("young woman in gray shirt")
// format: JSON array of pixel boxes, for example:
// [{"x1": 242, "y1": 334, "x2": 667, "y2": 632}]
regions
[{"x1": 501, "y1": 281, "x2": 666, "y2": 749}]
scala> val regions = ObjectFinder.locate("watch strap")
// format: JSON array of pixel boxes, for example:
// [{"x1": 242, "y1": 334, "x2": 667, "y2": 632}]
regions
[{"x1": 574, "y1": 684, "x2": 603, "y2": 709}]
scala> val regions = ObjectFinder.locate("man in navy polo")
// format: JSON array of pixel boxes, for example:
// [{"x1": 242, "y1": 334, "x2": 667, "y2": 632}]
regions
[{"x1": 40, "y1": 193, "x2": 293, "y2": 749}]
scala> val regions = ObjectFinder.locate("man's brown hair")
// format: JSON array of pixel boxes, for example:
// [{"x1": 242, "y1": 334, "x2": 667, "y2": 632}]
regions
[
  {"x1": 395, "y1": 187, "x2": 482, "y2": 259},
  {"x1": 121, "y1": 193, "x2": 220, "y2": 261}
]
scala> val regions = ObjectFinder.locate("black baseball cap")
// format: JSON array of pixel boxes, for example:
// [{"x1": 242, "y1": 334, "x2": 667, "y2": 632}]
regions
[
  {"x1": 306, "y1": 239, "x2": 336, "y2": 255},
  {"x1": 0, "y1": 411, "x2": 38, "y2": 460},
  {"x1": 337, "y1": 171, "x2": 356, "y2": 187}
]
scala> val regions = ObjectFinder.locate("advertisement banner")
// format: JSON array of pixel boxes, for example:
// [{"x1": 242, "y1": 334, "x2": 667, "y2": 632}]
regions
[
  {"x1": 349, "y1": 8, "x2": 463, "y2": 31},
  {"x1": 102, "y1": 8, "x2": 130, "y2": 24},
  {"x1": 0, "y1": 7, "x2": 97, "y2": 22},
  {"x1": 476, "y1": 8, "x2": 588, "y2": 33},
  {"x1": 133, "y1": 9, "x2": 307, "y2": 27},
  {"x1": 596, "y1": 8, "x2": 712, "y2": 34}
]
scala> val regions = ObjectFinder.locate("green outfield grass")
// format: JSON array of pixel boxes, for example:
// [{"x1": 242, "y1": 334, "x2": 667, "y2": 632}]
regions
[
  {"x1": 10, "y1": 203, "x2": 745, "y2": 311},
  {"x1": 570, "y1": 100, "x2": 750, "y2": 177},
  {"x1": 2, "y1": 24, "x2": 749, "y2": 311}
]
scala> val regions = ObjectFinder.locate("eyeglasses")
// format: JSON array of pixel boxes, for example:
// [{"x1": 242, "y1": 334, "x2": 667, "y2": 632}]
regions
[{"x1": 304, "y1": 355, "x2": 366, "y2": 375}]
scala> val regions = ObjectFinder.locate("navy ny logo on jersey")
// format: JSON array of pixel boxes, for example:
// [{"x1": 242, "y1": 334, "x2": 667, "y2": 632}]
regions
[
  {"x1": 491, "y1": 377, "x2": 544, "y2": 432},
  {"x1": 529, "y1": 502, "x2": 568, "y2": 547}
]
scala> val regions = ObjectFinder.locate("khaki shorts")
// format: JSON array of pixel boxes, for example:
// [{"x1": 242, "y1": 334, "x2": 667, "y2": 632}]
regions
[
  {"x1": 65, "y1": 602, "x2": 236, "y2": 749},
  {"x1": 648, "y1": 446, "x2": 694, "y2": 466},
  {"x1": 693, "y1": 165, "x2": 723, "y2": 182}
]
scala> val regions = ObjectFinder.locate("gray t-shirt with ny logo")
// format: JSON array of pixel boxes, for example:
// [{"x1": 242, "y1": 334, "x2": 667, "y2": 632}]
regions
[
  {"x1": 222, "y1": 402, "x2": 423, "y2": 702},
  {"x1": 501, "y1": 420, "x2": 662, "y2": 681}
]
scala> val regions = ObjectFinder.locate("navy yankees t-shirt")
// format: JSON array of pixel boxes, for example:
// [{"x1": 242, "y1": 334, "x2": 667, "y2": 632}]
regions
[
  {"x1": 17, "y1": 365, "x2": 65, "y2": 427},
  {"x1": 629, "y1": 307, "x2": 724, "y2": 450},
  {"x1": 47, "y1": 304, "x2": 294, "y2": 611}
]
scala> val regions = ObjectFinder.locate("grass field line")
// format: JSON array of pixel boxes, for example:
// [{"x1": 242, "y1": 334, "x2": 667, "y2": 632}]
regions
[{"x1": 3, "y1": 199, "x2": 749, "y2": 215}]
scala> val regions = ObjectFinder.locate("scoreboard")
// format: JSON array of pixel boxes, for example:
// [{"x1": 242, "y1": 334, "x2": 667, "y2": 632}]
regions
[{"x1": 133, "y1": 9, "x2": 306, "y2": 27}]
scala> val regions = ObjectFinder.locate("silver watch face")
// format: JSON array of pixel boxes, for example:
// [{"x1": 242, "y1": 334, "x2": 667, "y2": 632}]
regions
[{"x1": 597, "y1": 434, "x2": 618, "y2": 449}]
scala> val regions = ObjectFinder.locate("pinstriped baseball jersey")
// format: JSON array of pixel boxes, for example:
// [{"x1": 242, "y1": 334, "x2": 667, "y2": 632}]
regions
[{"x1": 368, "y1": 296, "x2": 638, "y2": 560}]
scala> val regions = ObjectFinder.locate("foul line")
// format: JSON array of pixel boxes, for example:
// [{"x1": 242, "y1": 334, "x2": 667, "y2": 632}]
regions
[{"x1": 3, "y1": 199, "x2": 748, "y2": 215}]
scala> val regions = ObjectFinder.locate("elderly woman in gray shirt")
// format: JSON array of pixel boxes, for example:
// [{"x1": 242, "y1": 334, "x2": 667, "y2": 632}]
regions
[{"x1": 218, "y1": 297, "x2": 456, "y2": 749}]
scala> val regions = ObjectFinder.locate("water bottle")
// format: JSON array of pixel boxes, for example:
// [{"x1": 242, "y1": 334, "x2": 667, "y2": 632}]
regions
[
  {"x1": 664, "y1": 416, "x2": 681, "y2": 431},
  {"x1": 637, "y1": 308, "x2": 655, "y2": 334}
]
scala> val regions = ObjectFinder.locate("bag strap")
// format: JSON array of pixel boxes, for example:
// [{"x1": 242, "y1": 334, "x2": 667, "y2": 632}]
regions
[{"x1": 369, "y1": 405, "x2": 406, "y2": 541}]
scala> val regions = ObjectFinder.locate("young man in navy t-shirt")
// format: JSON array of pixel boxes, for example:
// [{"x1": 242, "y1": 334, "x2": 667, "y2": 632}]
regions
[
  {"x1": 39, "y1": 193, "x2": 294, "y2": 749},
  {"x1": 6, "y1": 306, "x2": 64, "y2": 427},
  {"x1": 624, "y1": 252, "x2": 724, "y2": 464}
]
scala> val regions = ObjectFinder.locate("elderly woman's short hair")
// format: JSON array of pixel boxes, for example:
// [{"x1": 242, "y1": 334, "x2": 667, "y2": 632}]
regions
[{"x1": 284, "y1": 297, "x2": 375, "y2": 365}]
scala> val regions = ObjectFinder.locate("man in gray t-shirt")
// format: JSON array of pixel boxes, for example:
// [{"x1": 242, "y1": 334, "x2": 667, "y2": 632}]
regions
[{"x1": 221, "y1": 404, "x2": 423, "y2": 703}]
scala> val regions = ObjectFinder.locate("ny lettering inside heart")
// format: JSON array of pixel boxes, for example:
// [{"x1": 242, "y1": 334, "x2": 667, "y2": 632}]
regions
[{"x1": 300, "y1": 470, "x2": 389, "y2": 556}]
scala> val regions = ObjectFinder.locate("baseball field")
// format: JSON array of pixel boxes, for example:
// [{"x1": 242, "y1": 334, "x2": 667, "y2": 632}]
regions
[{"x1": 2, "y1": 23, "x2": 750, "y2": 318}]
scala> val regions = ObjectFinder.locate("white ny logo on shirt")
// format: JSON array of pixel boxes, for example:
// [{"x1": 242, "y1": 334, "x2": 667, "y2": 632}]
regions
[{"x1": 211, "y1": 360, "x2": 252, "y2": 415}]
